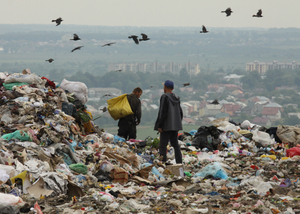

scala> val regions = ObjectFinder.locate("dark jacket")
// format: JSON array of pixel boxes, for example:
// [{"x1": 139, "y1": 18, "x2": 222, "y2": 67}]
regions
[
  {"x1": 121, "y1": 93, "x2": 141, "y2": 123},
  {"x1": 154, "y1": 93, "x2": 183, "y2": 131}
]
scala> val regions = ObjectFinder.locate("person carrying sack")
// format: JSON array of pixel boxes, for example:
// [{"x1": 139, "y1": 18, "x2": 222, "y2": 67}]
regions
[{"x1": 117, "y1": 87, "x2": 142, "y2": 140}]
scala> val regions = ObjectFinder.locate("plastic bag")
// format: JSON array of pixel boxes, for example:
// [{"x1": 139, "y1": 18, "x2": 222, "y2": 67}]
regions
[
  {"x1": 3, "y1": 82, "x2": 29, "y2": 90},
  {"x1": 59, "y1": 79, "x2": 88, "y2": 104},
  {"x1": 286, "y1": 147, "x2": 300, "y2": 158},
  {"x1": 102, "y1": 132, "x2": 114, "y2": 143},
  {"x1": 69, "y1": 163, "x2": 88, "y2": 175},
  {"x1": 141, "y1": 163, "x2": 165, "y2": 180},
  {"x1": 1, "y1": 112, "x2": 12, "y2": 124},
  {"x1": 4, "y1": 73, "x2": 44, "y2": 85},
  {"x1": 252, "y1": 129, "x2": 275, "y2": 146},
  {"x1": 0, "y1": 193, "x2": 24, "y2": 206},
  {"x1": 107, "y1": 94, "x2": 133, "y2": 120},
  {"x1": 0, "y1": 164, "x2": 16, "y2": 178},
  {"x1": 1, "y1": 130, "x2": 31, "y2": 141},
  {"x1": 194, "y1": 162, "x2": 228, "y2": 179},
  {"x1": 0, "y1": 169, "x2": 9, "y2": 183}
]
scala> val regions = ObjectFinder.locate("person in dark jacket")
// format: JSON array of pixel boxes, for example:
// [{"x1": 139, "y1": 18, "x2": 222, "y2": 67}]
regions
[
  {"x1": 118, "y1": 87, "x2": 142, "y2": 140},
  {"x1": 154, "y1": 80, "x2": 183, "y2": 163}
]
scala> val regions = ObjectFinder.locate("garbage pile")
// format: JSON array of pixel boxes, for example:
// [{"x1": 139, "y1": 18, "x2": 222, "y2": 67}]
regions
[{"x1": 1, "y1": 71, "x2": 300, "y2": 214}]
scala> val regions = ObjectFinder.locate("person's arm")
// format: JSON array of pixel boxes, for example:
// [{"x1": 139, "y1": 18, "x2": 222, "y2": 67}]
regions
[
  {"x1": 156, "y1": 95, "x2": 168, "y2": 129},
  {"x1": 180, "y1": 104, "x2": 183, "y2": 120},
  {"x1": 136, "y1": 100, "x2": 142, "y2": 125}
]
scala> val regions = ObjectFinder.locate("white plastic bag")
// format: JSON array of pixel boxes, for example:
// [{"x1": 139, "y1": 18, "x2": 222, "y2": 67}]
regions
[
  {"x1": 59, "y1": 79, "x2": 88, "y2": 104},
  {"x1": 0, "y1": 193, "x2": 24, "y2": 206},
  {"x1": 0, "y1": 164, "x2": 16, "y2": 178},
  {"x1": 4, "y1": 73, "x2": 44, "y2": 85},
  {"x1": 0, "y1": 169, "x2": 9, "y2": 183},
  {"x1": 252, "y1": 129, "x2": 275, "y2": 146}
]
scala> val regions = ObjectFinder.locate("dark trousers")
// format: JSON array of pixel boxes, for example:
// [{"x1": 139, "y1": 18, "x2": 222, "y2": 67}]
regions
[
  {"x1": 118, "y1": 118, "x2": 136, "y2": 140},
  {"x1": 159, "y1": 131, "x2": 182, "y2": 163}
]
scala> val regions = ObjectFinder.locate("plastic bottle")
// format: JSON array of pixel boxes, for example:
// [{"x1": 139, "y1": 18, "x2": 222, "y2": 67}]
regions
[
  {"x1": 241, "y1": 150, "x2": 253, "y2": 156},
  {"x1": 226, "y1": 139, "x2": 233, "y2": 148}
]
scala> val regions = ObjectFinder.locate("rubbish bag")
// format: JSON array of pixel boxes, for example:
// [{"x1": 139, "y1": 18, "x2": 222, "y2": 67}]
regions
[
  {"x1": 107, "y1": 94, "x2": 133, "y2": 121},
  {"x1": 1, "y1": 130, "x2": 31, "y2": 141},
  {"x1": 69, "y1": 163, "x2": 88, "y2": 175},
  {"x1": 286, "y1": 147, "x2": 300, "y2": 158},
  {"x1": 3, "y1": 82, "x2": 29, "y2": 90},
  {"x1": 191, "y1": 126, "x2": 221, "y2": 151},
  {"x1": 276, "y1": 125, "x2": 300, "y2": 143},
  {"x1": 4, "y1": 73, "x2": 43, "y2": 84},
  {"x1": 0, "y1": 193, "x2": 24, "y2": 206},
  {"x1": 59, "y1": 79, "x2": 88, "y2": 104},
  {"x1": 194, "y1": 162, "x2": 228, "y2": 179}
]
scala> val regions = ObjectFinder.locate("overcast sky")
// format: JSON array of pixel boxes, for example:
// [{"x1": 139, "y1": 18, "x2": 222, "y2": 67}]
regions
[{"x1": 0, "y1": 0, "x2": 299, "y2": 28}]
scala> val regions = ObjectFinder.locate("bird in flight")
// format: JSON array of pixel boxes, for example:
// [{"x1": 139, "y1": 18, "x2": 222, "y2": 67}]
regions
[
  {"x1": 253, "y1": 9, "x2": 263, "y2": 17},
  {"x1": 200, "y1": 25, "x2": 209, "y2": 33},
  {"x1": 139, "y1": 33, "x2": 150, "y2": 42},
  {"x1": 101, "y1": 106, "x2": 107, "y2": 112},
  {"x1": 71, "y1": 46, "x2": 83, "y2": 52},
  {"x1": 183, "y1": 83, "x2": 190, "y2": 87},
  {"x1": 52, "y1": 17, "x2": 63, "y2": 26},
  {"x1": 115, "y1": 69, "x2": 122, "y2": 72},
  {"x1": 221, "y1": 8, "x2": 233, "y2": 17},
  {"x1": 102, "y1": 42, "x2": 116, "y2": 47},
  {"x1": 45, "y1": 58, "x2": 54, "y2": 63},
  {"x1": 128, "y1": 35, "x2": 139, "y2": 44},
  {"x1": 70, "y1": 34, "x2": 81, "y2": 41}
]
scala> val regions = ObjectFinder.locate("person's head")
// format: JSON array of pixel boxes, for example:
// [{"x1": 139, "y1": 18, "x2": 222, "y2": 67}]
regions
[
  {"x1": 133, "y1": 87, "x2": 143, "y2": 98},
  {"x1": 163, "y1": 80, "x2": 174, "y2": 93}
]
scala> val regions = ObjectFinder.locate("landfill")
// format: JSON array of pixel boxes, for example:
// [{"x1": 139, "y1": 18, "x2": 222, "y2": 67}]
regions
[{"x1": 1, "y1": 71, "x2": 300, "y2": 214}]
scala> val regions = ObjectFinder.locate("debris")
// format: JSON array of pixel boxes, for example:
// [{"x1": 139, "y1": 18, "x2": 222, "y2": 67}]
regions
[{"x1": 0, "y1": 70, "x2": 300, "y2": 213}]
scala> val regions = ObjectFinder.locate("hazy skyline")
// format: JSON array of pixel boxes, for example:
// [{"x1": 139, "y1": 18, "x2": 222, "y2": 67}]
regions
[{"x1": 0, "y1": 0, "x2": 299, "y2": 29}]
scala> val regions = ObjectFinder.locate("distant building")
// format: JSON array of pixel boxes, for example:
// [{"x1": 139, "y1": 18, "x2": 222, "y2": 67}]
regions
[
  {"x1": 224, "y1": 74, "x2": 244, "y2": 84},
  {"x1": 288, "y1": 113, "x2": 300, "y2": 119},
  {"x1": 207, "y1": 84, "x2": 243, "y2": 93},
  {"x1": 221, "y1": 103, "x2": 241, "y2": 116},
  {"x1": 261, "y1": 107, "x2": 281, "y2": 121},
  {"x1": 108, "y1": 62, "x2": 200, "y2": 74},
  {"x1": 251, "y1": 96, "x2": 270, "y2": 103},
  {"x1": 182, "y1": 102, "x2": 194, "y2": 115},
  {"x1": 253, "y1": 117, "x2": 272, "y2": 126},
  {"x1": 246, "y1": 61, "x2": 300, "y2": 74},
  {"x1": 253, "y1": 101, "x2": 269, "y2": 115},
  {"x1": 204, "y1": 103, "x2": 222, "y2": 116}
]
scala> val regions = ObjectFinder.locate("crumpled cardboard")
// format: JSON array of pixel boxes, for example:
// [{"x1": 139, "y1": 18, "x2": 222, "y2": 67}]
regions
[
  {"x1": 166, "y1": 164, "x2": 184, "y2": 177},
  {"x1": 111, "y1": 166, "x2": 129, "y2": 184},
  {"x1": 27, "y1": 177, "x2": 54, "y2": 199}
]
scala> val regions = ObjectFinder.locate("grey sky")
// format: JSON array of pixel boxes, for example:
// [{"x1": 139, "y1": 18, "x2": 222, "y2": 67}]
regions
[{"x1": 0, "y1": 0, "x2": 299, "y2": 28}]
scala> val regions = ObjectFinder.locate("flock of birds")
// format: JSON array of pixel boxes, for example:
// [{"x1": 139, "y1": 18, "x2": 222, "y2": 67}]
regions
[
  {"x1": 200, "y1": 8, "x2": 263, "y2": 33},
  {"x1": 45, "y1": 8, "x2": 263, "y2": 91},
  {"x1": 46, "y1": 18, "x2": 151, "y2": 64}
]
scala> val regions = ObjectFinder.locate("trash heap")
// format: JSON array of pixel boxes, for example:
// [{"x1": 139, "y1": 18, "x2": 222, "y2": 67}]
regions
[{"x1": 1, "y1": 71, "x2": 300, "y2": 214}]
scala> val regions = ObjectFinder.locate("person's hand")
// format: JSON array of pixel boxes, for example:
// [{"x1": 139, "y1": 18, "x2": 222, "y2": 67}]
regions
[
  {"x1": 136, "y1": 121, "x2": 140, "y2": 125},
  {"x1": 158, "y1": 128, "x2": 163, "y2": 133}
]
